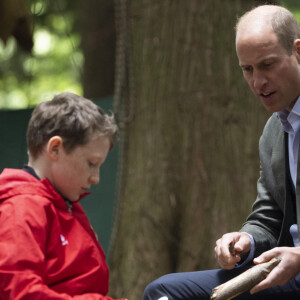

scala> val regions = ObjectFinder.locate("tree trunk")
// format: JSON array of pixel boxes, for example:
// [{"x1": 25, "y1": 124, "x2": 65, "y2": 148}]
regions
[
  {"x1": 108, "y1": 0, "x2": 277, "y2": 299},
  {"x1": 78, "y1": 0, "x2": 115, "y2": 98}
]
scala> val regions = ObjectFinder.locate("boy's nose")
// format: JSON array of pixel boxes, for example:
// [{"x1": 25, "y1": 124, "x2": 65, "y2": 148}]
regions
[{"x1": 89, "y1": 173, "x2": 100, "y2": 185}]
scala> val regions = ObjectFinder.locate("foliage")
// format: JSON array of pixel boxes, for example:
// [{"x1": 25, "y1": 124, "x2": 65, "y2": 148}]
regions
[
  {"x1": 0, "y1": 0, "x2": 299, "y2": 109},
  {"x1": 281, "y1": 0, "x2": 300, "y2": 21},
  {"x1": 0, "y1": 0, "x2": 82, "y2": 109}
]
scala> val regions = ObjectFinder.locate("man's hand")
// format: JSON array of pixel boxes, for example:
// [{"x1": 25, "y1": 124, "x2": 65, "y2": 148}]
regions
[
  {"x1": 214, "y1": 232, "x2": 252, "y2": 269},
  {"x1": 250, "y1": 246, "x2": 300, "y2": 294}
]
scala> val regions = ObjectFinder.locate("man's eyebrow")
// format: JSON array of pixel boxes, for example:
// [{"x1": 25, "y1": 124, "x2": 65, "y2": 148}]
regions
[
  {"x1": 239, "y1": 64, "x2": 249, "y2": 68},
  {"x1": 239, "y1": 56, "x2": 276, "y2": 68}
]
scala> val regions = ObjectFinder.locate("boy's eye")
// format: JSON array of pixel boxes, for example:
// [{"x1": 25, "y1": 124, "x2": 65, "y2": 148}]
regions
[
  {"x1": 88, "y1": 161, "x2": 96, "y2": 168},
  {"x1": 264, "y1": 62, "x2": 272, "y2": 68}
]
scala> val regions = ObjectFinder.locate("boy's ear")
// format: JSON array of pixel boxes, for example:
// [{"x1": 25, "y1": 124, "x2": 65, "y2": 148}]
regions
[
  {"x1": 46, "y1": 136, "x2": 63, "y2": 161},
  {"x1": 295, "y1": 39, "x2": 300, "y2": 63}
]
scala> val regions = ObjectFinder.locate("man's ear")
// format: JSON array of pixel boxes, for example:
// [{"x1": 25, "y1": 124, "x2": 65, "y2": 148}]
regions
[
  {"x1": 294, "y1": 39, "x2": 300, "y2": 63},
  {"x1": 46, "y1": 136, "x2": 63, "y2": 161}
]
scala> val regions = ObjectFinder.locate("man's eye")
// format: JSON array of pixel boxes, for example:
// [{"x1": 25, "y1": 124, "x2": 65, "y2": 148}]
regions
[{"x1": 242, "y1": 66, "x2": 252, "y2": 73}]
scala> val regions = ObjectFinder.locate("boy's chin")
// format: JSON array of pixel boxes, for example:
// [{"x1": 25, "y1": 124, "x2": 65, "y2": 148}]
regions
[
  {"x1": 63, "y1": 194, "x2": 79, "y2": 203},
  {"x1": 69, "y1": 197, "x2": 80, "y2": 203}
]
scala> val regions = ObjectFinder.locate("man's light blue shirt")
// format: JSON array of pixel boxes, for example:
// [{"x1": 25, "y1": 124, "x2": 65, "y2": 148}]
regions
[
  {"x1": 277, "y1": 96, "x2": 300, "y2": 247},
  {"x1": 277, "y1": 97, "x2": 300, "y2": 189}
]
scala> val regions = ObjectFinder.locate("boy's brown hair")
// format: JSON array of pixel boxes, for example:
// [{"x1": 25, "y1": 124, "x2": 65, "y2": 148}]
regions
[{"x1": 27, "y1": 92, "x2": 118, "y2": 159}]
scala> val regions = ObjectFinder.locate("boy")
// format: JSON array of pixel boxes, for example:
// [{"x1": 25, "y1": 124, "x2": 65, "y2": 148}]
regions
[{"x1": 0, "y1": 92, "x2": 126, "y2": 299}]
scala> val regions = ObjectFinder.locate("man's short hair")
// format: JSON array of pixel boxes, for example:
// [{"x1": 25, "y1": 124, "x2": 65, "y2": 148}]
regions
[
  {"x1": 236, "y1": 5, "x2": 300, "y2": 55},
  {"x1": 272, "y1": 7, "x2": 300, "y2": 54},
  {"x1": 27, "y1": 92, "x2": 118, "y2": 159}
]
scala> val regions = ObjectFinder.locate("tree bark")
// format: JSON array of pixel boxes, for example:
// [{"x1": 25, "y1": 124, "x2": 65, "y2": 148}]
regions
[
  {"x1": 0, "y1": 0, "x2": 33, "y2": 51},
  {"x1": 108, "y1": 0, "x2": 277, "y2": 299},
  {"x1": 78, "y1": 0, "x2": 115, "y2": 98}
]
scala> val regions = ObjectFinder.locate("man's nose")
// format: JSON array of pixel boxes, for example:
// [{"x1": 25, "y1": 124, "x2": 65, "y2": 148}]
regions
[{"x1": 252, "y1": 69, "x2": 267, "y2": 90}]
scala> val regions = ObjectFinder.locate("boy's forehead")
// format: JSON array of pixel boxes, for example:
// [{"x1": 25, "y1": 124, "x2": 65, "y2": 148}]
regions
[
  {"x1": 72, "y1": 136, "x2": 110, "y2": 161},
  {"x1": 79, "y1": 135, "x2": 110, "y2": 150}
]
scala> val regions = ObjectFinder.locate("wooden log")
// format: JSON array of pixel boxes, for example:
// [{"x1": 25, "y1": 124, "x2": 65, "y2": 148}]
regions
[
  {"x1": 210, "y1": 257, "x2": 281, "y2": 300},
  {"x1": 229, "y1": 242, "x2": 236, "y2": 256}
]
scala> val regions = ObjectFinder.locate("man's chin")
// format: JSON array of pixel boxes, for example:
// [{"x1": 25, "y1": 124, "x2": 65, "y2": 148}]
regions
[
  {"x1": 263, "y1": 105, "x2": 280, "y2": 113},
  {"x1": 261, "y1": 101, "x2": 281, "y2": 113}
]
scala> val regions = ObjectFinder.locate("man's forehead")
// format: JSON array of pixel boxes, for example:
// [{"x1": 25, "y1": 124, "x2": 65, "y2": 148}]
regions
[
  {"x1": 236, "y1": 32, "x2": 283, "y2": 67},
  {"x1": 236, "y1": 29, "x2": 277, "y2": 47},
  {"x1": 235, "y1": 6, "x2": 281, "y2": 46}
]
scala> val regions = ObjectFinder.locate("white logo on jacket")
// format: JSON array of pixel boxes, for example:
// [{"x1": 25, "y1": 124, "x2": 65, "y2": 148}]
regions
[{"x1": 60, "y1": 234, "x2": 69, "y2": 246}]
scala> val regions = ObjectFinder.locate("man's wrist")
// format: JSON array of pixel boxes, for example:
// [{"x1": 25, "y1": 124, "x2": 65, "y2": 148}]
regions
[{"x1": 235, "y1": 232, "x2": 255, "y2": 268}]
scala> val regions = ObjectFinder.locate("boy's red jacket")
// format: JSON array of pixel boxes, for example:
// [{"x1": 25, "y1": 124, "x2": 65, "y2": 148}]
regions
[{"x1": 0, "y1": 168, "x2": 124, "y2": 300}]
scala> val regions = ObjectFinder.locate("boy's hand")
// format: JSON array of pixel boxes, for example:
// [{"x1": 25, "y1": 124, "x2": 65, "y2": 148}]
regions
[
  {"x1": 214, "y1": 232, "x2": 252, "y2": 269},
  {"x1": 250, "y1": 246, "x2": 300, "y2": 294}
]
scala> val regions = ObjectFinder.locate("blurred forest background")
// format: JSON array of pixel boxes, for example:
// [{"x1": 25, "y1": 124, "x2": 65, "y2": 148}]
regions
[{"x1": 1, "y1": 0, "x2": 300, "y2": 299}]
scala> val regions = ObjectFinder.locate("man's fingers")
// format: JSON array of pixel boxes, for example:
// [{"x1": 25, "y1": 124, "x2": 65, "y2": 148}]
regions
[
  {"x1": 234, "y1": 234, "x2": 251, "y2": 253},
  {"x1": 215, "y1": 233, "x2": 248, "y2": 269},
  {"x1": 250, "y1": 264, "x2": 285, "y2": 294},
  {"x1": 250, "y1": 271, "x2": 277, "y2": 294},
  {"x1": 254, "y1": 248, "x2": 279, "y2": 265}
]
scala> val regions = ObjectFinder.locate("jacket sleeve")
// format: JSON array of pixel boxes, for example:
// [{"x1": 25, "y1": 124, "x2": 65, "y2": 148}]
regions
[
  {"x1": 240, "y1": 167, "x2": 283, "y2": 257},
  {"x1": 240, "y1": 115, "x2": 285, "y2": 257},
  {"x1": 0, "y1": 195, "x2": 125, "y2": 300}
]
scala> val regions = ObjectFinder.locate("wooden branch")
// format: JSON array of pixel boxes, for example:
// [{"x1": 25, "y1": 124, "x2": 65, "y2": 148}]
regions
[
  {"x1": 229, "y1": 242, "x2": 236, "y2": 256},
  {"x1": 210, "y1": 257, "x2": 281, "y2": 300}
]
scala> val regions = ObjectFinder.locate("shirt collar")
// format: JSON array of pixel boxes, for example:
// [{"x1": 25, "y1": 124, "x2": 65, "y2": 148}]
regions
[
  {"x1": 277, "y1": 96, "x2": 300, "y2": 133},
  {"x1": 22, "y1": 164, "x2": 40, "y2": 180}
]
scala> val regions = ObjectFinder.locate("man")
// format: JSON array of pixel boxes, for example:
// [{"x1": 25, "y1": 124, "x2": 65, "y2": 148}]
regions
[{"x1": 143, "y1": 4, "x2": 300, "y2": 300}]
